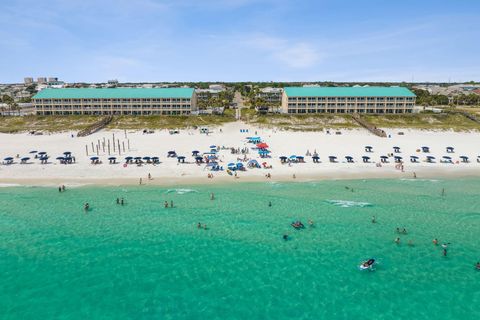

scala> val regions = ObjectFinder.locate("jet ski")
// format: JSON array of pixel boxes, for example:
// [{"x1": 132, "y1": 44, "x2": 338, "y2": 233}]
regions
[{"x1": 359, "y1": 258, "x2": 376, "y2": 271}]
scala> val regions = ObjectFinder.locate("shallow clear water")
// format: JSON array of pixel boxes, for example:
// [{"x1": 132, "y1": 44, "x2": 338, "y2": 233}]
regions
[{"x1": 1, "y1": 179, "x2": 480, "y2": 319}]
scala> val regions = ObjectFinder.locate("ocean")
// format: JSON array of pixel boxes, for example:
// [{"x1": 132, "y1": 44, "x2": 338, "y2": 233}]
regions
[{"x1": 1, "y1": 179, "x2": 479, "y2": 319}]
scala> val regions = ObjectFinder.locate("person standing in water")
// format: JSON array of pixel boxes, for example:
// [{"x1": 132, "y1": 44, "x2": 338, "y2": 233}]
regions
[
  {"x1": 116, "y1": 198, "x2": 120, "y2": 204},
  {"x1": 268, "y1": 201, "x2": 272, "y2": 207},
  {"x1": 210, "y1": 192, "x2": 215, "y2": 200},
  {"x1": 395, "y1": 237, "x2": 400, "y2": 244},
  {"x1": 371, "y1": 216, "x2": 376, "y2": 223},
  {"x1": 170, "y1": 200, "x2": 174, "y2": 208},
  {"x1": 84, "y1": 203, "x2": 90, "y2": 212},
  {"x1": 433, "y1": 238, "x2": 439, "y2": 246},
  {"x1": 164, "y1": 201, "x2": 169, "y2": 208},
  {"x1": 139, "y1": 178, "x2": 143, "y2": 185},
  {"x1": 120, "y1": 198, "x2": 124, "y2": 206},
  {"x1": 442, "y1": 243, "x2": 449, "y2": 256}
]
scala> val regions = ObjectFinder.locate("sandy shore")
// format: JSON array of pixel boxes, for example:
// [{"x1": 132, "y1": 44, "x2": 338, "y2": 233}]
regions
[{"x1": 1, "y1": 122, "x2": 479, "y2": 187}]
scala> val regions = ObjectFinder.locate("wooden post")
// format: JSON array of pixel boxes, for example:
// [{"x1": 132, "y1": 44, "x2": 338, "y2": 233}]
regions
[
  {"x1": 113, "y1": 138, "x2": 116, "y2": 152},
  {"x1": 91, "y1": 142, "x2": 94, "y2": 153},
  {"x1": 118, "y1": 140, "x2": 121, "y2": 155},
  {"x1": 108, "y1": 144, "x2": 110, "y2": 155},
  {"x1": 124, "y1": 129, "x2": 127, "y2": 139},
  {"x1": 122, "y1": 141, "x2": 125, "y2": 152},
  {"x1": 86, "y1": 145, "x2": 88, "y2": 156},
  {"x1": 96, "y1": 145, "x2": 99, "y2": 156},
  {"x1": 127, "y1": 139, "x2": 130, "y2": 151}
]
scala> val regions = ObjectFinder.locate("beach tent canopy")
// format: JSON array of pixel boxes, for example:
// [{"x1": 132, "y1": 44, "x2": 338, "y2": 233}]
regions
[
  {"x1": 279, "y1": 156, "x2": 287, "y2": 159},
  {"x1": 4, "y1": 157, "x2": 13, "y2": 161},
  {"x1": 134, "y1": 156, "x2": 142, "y2": 160},
  {"x1": 143, "y1": 156, "x2": 151, "y2": 160},
  {"x1": 38, "y1": 151, "x2": 47, "y2": 155},
  {"x1": 209, "y1": 145, "x2": 217, "y2": 149},
  {"x1": 410, "y1": 155, "x2": 419, "y2": 159},
  {"x1": 258, "y1": 149, "x2": 271, "y2": 154},
  {"x1": 29, "y1": 150, "x2": 38, "y2": 154},
  {"x1": 56, "y1": 156, "x2": 65, "y2": 160},
  {"x1": 63, "y1": 151, "x2": 71, "y2": 155},
  {"x1": 108, "y1": 157, "x2": 116, "y2": 160},
  {"x1": 236, "y1": 163, "x2": 244, "y2": 169},
  {"x1": 289, "y1": 155, "x2": 297, "y2": 159},
  {"x1": 446, "y1": 147, "x2": 454, "y2": 152},
  {"x1": 312, "y1": 156, "x2": 320, "y2": 159},
  {"x1": 380, "y1": 155, "x2": 388, "y2": 159},
  {"x1": 177, "y1": 156, "x2": 186, "y2": 159},
  {"x1": 195, "y1": 156, "x2": 203, "y2": 161},
  {"x1": 248, "y1": 159, "x2": 259, "y2": 165},
  {"x1": 90, "y1": 156, "x2": 99, "y2": 160},
  {"x1": 125, "y1": 156, "x2": 133, "y2": 160},
  {"x1": 21, "y1": 157, "x2": 30, "y2": 161},
  {"x1": 442, "y1": 156, "x2": 452, "y2": 159}
]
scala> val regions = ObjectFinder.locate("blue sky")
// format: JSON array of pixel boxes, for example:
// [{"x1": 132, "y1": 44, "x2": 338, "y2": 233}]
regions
[{"x1": 0, "y1": 0, "x2": 479, "y2": 83}]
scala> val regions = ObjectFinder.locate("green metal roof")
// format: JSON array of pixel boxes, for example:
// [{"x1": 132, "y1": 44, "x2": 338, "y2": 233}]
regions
[
  {"x1": 284, "y1": 86, "x2": 416, "y2": 97},
  {"x1": 33, "y1": 88, "x2": 195, "y2": 99}
]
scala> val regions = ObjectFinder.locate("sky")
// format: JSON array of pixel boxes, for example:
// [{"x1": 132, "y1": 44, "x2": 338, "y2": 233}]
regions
[{"x1": 0, "y1": 0, "x2": 479, "y2": 83}]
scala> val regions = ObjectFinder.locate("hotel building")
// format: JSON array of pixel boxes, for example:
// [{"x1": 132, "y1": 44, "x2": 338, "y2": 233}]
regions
[
  {"x1": 281, "y1": 87, "x2": 416, "y2": 114},
  {"x1": 33, "y1": 88, "x2": 197, "y2": 115}
]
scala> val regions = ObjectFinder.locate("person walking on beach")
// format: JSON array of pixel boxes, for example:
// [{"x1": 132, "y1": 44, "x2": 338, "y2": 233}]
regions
[
  {"x1": 413, "y1": 172, "x2": 417, "y2": 179},
  {"x1": 139, "y1": 178, "x2": 143, "y2": 185},
  {"x1": 148, "y1": 173, "x2": 152, "y2": 180},
  {"x1": 62, "y1": 185, "x2": 66, "y2": 192}
]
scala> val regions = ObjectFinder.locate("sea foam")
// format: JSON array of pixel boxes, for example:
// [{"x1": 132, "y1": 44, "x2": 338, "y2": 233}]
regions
[
  {"x1": 166, "y1": 188, "x2": 198, "y2": 195},
  {"x1": 326, "y1": 200, "x2": 372, "y2": 208}
]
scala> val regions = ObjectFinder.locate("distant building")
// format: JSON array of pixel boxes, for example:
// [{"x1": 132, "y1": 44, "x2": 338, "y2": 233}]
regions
[
  {"x1": 281, "y1": 86, "x2": 416, "y2": 114},
  {"x1": 256, "y1": 87, "x2": 283, "y2": 104},
  {"x1": 48, "y1": 77, "x2": 58, "y2": 82},
  {"x1": 37, "y1": 77, "x2": 47, "y2": 84},
  {"x1": 195, "y1": 87, "x2": 225, "y2": 101},
  {"x1": 33, "y1": 88, "x2": 197, "y2": 115},
  {"x1": 24, "y1": 77, "x2": 34, "y2": 84}
]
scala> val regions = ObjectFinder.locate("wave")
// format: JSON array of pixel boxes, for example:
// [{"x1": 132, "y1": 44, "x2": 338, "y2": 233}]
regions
[
  {"x1": 0, "y1": 183, "x2": 22, "y2": 188},
  {"x1": 326, "y1": 200, "x2": 372, "y2": 208},
  {"x1": 165, "y1": 188, "x2": 198, "y2": 195},
  {"x1": 400, "y1": 178, "x2": 440, "y2": 183}
]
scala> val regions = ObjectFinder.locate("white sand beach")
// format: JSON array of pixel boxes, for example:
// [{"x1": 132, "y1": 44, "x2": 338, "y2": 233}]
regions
[{"x1": 0, "y1": 122, "x2": 479, "y2": 186}]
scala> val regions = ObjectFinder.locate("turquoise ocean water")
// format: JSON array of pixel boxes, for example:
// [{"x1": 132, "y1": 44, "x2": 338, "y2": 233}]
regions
[{"x1": 1, "y1": 179, "x2": 480, "y2": 319}]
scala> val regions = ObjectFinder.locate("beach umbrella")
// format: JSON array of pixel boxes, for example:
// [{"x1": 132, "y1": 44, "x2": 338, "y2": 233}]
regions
[
  {"x1": 108, "y1": 157, "x2": 117, "y2": 160},
  {"x1": 329, "y1": 156, "x2": 337, "y2": 163},
  {"x1": 393, "y1": 146, "x2": 401, "y2": 153},
  {"x1": 257, "y1": 143, "x2": 269, "y2": 149},
  {"x1": 134, "y1": 156, "x2": 142, "y2": 160},
  {"x1": 192, "y1": 150, "x2": 200, "y2": 156},
  {"x1": 4, "y1": 157, "x2": 13, "y2": 161},
  {"x1": 460, "y1": 156, "x2": 469, "y2": 163},
  {"x1": 21, "y1": 157, "x2": 30, "y2": 161},
  {"x1": 446, "y1": 147, "x2": 454, "y2": 153},
  {"x1": 365, "y1": 146, "x2": 373, "y2": 152},
  {"x1": 63, "y1": 151, "x2": 71, "y2": 155},
  {"x1": 394, "y1": 156, "x2": 403, "y2": 163},
  {"x1": 142, "y1": 156, "x2": 151, "y2": 160},
  {"x1": 410, "y1": 155, "x2": 419, "y2": 163},
  {"x1": 345, "y1": 156, "x2": 354, "y2": 163},
  {"x1": 56, "y1": 156, "x2": 65, "y2": 160},
  {"x1": 90, "y1": 156, "x2": 99, "y2": 161},
  {"x1": 421, "y1": 146, "x2": 430, "y2": 153},
  {"x1": 362, "y1": 156, "x2": 370, "y2": 163},
  {"x1": 38, "y1": 151, "x2": 47, "y2": 155},
  {"x1": 29, "y1": 150, "x2": 38, "y2": 154}
]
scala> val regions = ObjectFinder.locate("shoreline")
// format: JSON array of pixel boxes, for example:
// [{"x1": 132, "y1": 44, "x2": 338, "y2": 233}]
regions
[{"x1": 2, "y1": 166, "x2": 479, "y2": 187}]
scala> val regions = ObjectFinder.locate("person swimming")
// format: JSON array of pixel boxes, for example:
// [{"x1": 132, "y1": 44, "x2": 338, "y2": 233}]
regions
[
  {"x1": 291, "y1": 221, "x2": 305, "y2": 229},
  {"x1": 268, "y1": 201, "x2": 272, "y2": 207},
  {"x1": 433, "y1": 238, "x2": 438, "y2": 245},
  {"x1": 395, "y1": 237, "x2": 400, "y2": 244},
  {"x1": 197, "y1": 222, "x2": 201, "y2": 229},
  {"x1": 371, "y1": 216, "x2": 376, "y2": 223},
  {"x1": 475, "y1": 262, "x2": 480, "y2": 270},
  {"x1": 396, "y1": 227, "x2": 400, "y2": 234},
  {"x1": 84, "y1": 202, "x2": 90, "y2": 211},
  {"x1": 308, "y1": 219, "x2": 314, "y2": 227},
  {"x1": 362, "y1": 259, "x2": 375, "y2": 268},
  {"x1": 402, "y1": 228, "x2": 407, "y2": 234},
  {"x1": 283, "y1": 234, "x2": 289, "y2": 241},
  {"x1": 210, "y1": 193, "x2": 215, "y2": 200}
]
